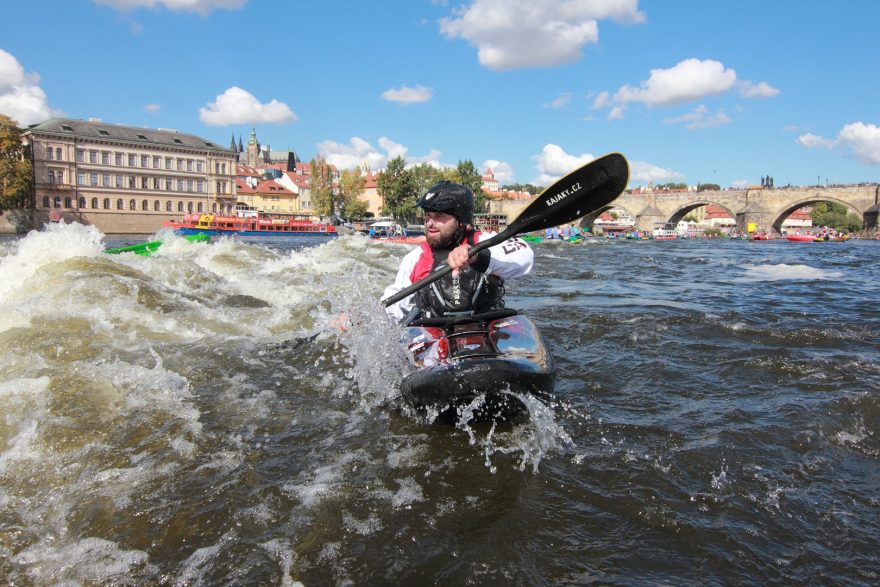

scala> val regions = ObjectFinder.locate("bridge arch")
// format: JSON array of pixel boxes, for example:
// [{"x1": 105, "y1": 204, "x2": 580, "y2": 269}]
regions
[
  {"x1": 771, "y1": 196, "x2": 861, "y2": 234},
  {"x1": 667, "y1": 200, "x2": 737, "y2": 224},
  {"x1": 577, "y1": 203, "x2": 638, "y2": 231}
]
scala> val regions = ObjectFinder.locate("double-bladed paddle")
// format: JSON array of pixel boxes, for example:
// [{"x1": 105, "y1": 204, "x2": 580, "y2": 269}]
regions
[{"x1": 381, "y1": 152, "x2": 630, "y2": 307}]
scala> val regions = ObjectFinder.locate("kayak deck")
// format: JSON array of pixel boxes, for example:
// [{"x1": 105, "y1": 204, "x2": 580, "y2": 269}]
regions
[{"x1": 401, "y1": 310, "x2": 556, "y2": 423}]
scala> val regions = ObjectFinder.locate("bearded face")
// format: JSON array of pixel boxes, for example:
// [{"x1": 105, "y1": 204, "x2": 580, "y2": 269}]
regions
[{"x1": 425, "y1": 211, "x2": 464, "y2": 249}]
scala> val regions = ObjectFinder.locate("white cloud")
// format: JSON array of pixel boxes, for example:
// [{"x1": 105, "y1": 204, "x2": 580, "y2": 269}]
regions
[
  {"x1": 838, "y1": 122, "x2": 880, "y2": 165},
  {"x1": 614, "y1": 59, "x2": 737, "y2": 107},
  {"x1": 144, "y1": 103, "x2": 160, "y2": 114},
  {"x1": 92, "y1": 0, "x2": 247, "y2": 16},
  {"x1": 317, "y1": 136, "x2": 443, "y2": 171},
  {"x1": 0, "y1": 50, "x2": 59, "y2": 126},
  {"x1": 381, "y1": 85, "x2": 433, "y2": 105},
  {"x1": 544, "y1": 93, "x2": 572, "y2": 109},
  {"x1": 482, "y1": 159, "x2": 515, "y2": 183},
  {"x1": 607, "y1": 105, "x2": 625, "y2": 121},
  {"x1": 796, "y1": 122, "x2": 880, "y2": 166},
  {"x1": 630, "y1": 160, "x2": 684, "y2": 184},
  {"x1": 663, "y1": 104, "x2": 731, "y2": 130},
  {"x1": 591, "y1": 91, "x2": 610, "y2": 109},
  {"x1": 797, "y1": 132, "x2": 836, "y2": 149},
  {"x1": 198, "y1": 86, "x2": 297, "y2": 126},
  {"x1": 439, "y1": 0, "x2": 644, "y2": 71},
  {"x1": 532, "y1": 143, "x2": 596, "y2": 184},
  {"x1": 738, "y1": 80, "x2": 780, "y2": 98}
]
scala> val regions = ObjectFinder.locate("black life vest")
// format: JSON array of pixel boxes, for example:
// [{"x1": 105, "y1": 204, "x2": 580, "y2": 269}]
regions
[{"x1": 414, "y1": 230, "x2": 505, "y2": 318}]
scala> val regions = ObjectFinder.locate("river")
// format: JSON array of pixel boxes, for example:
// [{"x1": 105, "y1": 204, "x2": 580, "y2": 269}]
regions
[{"x1": 1, "y1": 223, "x2": 878, "y2": 585}]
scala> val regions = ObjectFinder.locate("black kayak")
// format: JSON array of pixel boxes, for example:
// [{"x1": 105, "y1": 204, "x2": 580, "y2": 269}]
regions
[{"x1": 401, "y1": 309, "x2": 556, "y2": 424}]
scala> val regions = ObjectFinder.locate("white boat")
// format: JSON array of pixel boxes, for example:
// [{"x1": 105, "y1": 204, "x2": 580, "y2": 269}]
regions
[{"x1": 652, "y1": 222, "x2": 677, "y2": 240}]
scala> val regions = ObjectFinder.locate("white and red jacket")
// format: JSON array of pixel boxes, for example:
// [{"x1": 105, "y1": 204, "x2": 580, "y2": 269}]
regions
[{"x1": 383, "y1": 231, "x2": 534, "y2": 322}]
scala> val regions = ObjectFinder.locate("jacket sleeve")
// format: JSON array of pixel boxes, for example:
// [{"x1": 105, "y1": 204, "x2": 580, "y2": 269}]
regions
[
  {"x1": 478, "y1": 232, "x2": 534, "y2": 280},
  {"x1": 382, "y1": 248, "x2": 420, "y2": 322}
]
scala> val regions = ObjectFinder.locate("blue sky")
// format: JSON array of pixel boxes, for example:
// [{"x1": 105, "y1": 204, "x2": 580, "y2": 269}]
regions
[{"x1": 2, "y1": 0, "x2": 878, "y2": 189}]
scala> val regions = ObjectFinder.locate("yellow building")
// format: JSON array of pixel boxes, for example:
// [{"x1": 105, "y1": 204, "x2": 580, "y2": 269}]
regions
[{"x1": 23, "y1": 118, "x2": 237, "y2": 233}]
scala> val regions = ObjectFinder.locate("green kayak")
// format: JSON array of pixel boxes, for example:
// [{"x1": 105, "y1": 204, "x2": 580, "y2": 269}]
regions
[{"x1": 104, "y1": 233, "x2": 211, "y2": 256}]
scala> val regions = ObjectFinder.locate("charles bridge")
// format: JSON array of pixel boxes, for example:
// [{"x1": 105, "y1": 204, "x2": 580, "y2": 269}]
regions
[{"x1": 578, "y1": 184, "x2": 880, "y2": 234}]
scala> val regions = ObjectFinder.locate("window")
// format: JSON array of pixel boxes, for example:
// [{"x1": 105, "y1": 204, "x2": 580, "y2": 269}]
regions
[
  {"x1": 116, "y1": 152, "x2": 123, "y2": 166},
  {"x1": 166, "y1": 179, "x2": 172, "y2": 190},
  {"x1": 64, "y1": 197, "x2": 71, "y2": 208},
  {"x1": 153, "y1": 201, "x2": 160, "y2": 211},
  {"x1": 116, "y1": 175, "x2": 123, "y2": 188},
  {"x1": 47, "y1": 170, "x2": 55, "y2": 184},
  {"x1": 177, "y1": 180, "x2": 184, "y2": 191},
  {"x1": 141, "y1": 155, "x2": 148, "y2": 167},
  {"x1": 196, "y1": 161, "x2": 203, "y2": 172},
  {"x1": 153, "y1": 156, "x2": 160, "y2": 168},
  {"x1": 89, "y1": 151, "x2": 97, "y2": 163},
  {"x1": 54, "y1": 196, "x2": 62, "y2": 208},
  {"x1": 103, "y1": 198, "x2": 110, "y2": 209},
  {"x1": 78, "y1": 173, "x2": 85, "y2": 185},
  {"x1": 197, "y1": 180, "x2": 203, "y2": 193},
  {"x1": 187, "y1": 180, "x2": 193, "y2": 192},
  {"x1": 177, "y1": 201, "x2": 184, "y2": 212},
  {"x1": 221, "y1": 163, "x2": 226, "y2": 174},
  {"x1": 42, "y1": 196, "x2": 49, "y2": 207},
  {"x1": 142, "y1": 177, "x2": 149, "y2": 189},
  {"x1": 57, "y1": 170, "x2": 64, "y2": 184},
  {"x1": 77, "y1": 149, "x2": 84, "y2": 163},
  {"x1": 56, "y1": 148, "x2": 62, "y2": 161},
  {"x1": 91, "y1": 197, "x2": 98, "y2": 209},
  {"x1": 78, "y1": 197, "x2": 85, "y2": 208},
  {"x1": 177, "y1": 159, "x2": 184, "y2": 171},
  {"x1": 166, "y1": 201, "x2": 172, "y2": 212},
  {"x1": 129, "y1": 176, "x2": 135, "y2": 188},
  {"x1": 129, "y1": 199, "x2": 136, "y2": 210},
  {"x1": 153, "y1": 178, "x2": 160, "y2": 189},
  {"x1": 98, "y1": 129, "x2": 109, "y2": 136},
  {"x1": 137, "y1": 134, "x2": 147, "y2": 141},
  {"x1": 117, "y1": 199, "x2": 124, "y2": 210},
  {"x1": 142, "y1": 200, "x2": 149, "y2": 211},
  {"x1": 102, "y1": 152, "x2": 110, "y2": 165},
  {"x1": 173, "y1": 138, "x2": 183, "y2": 145},
  {"x1": 128, "y1": 154, "x2": 136, "y2": 166},
  {"x1": 196, "y1": 202, "x2": 203, "y2": 212},
  {"x1": 165, "y1": 158, "x2": 172, "y2": 170},
  {"x1": 187, "y1": 202, "x2": 193, "y2": 213},
  {"x1": 102, "y1": 174, "x2": 110, "y2": 187},
  {"x1": 46, "y1": 146, "x2": 54, "y2": 160},
  {"x1": 90, "y1": 173, "x2": 98, "y2": 186},
  {"x1": 187, "y1": 160, "x2": 193, "y2": 171},
  {"x1": 212, "y1": 203, "x2": 217, "y2": 213},
  {"x1": 61, "y1": 124, "x2": 73, "y2": 132}
]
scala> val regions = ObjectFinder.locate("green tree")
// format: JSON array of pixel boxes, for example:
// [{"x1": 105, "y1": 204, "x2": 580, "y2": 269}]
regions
[
  {"x1": 0, "y1": 114, "x2": 32, "y2": 213},
  {"x1": 309, "y1": 157, "x2": 335, "y2": 218},
  {"x1": 377, "y1": 156, "x2": 417, "y2": 220},
  {"x1": 809, "y1": 202, "x2": 862, "y2": 232},
  {"x1": 697, "y1": 183, "x2": 720, "y2": 192},
  {"x1": 501, "y1": 183, "x2": 542, "y2": 195},
  {"x1": 454, "y1": 159, "x2": 487, "y2": 214},
  {"x1": 338, "y1": 169, "x2": 368, "y2": 220}
]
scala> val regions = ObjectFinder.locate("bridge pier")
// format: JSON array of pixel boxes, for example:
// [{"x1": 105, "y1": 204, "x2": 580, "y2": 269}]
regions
[{"x1": 736, "y1": 204, "x2": 776, "y2": 235}]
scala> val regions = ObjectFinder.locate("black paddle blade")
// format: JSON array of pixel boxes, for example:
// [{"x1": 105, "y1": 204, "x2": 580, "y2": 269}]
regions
[{"x1": 507, "y1": 152, "x2": 629, "y2": 234}]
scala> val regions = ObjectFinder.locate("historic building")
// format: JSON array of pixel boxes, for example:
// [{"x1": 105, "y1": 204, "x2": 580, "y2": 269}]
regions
[{"x1": 23, "y1": 118, "x2": 237, "y2": 233}]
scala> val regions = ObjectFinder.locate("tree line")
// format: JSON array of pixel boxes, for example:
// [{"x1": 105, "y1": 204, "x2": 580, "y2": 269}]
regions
[
  {"x1": 324, "y1": 155, "x2": 488, "y2": 223},
  {"x1": 0, "y1": 114, "x2": 32, "y2": 214}
]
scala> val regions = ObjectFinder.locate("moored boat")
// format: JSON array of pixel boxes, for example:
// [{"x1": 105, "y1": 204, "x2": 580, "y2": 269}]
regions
[
  {"x1": 164, "y1": 212, "x2": 337, "y2": 237},
  {"x1": 652, "y1": 223, "x2": 677, "y2": 240},
  {"x1": 401, "y1": 310, "x2": 556, "y2": 424}
]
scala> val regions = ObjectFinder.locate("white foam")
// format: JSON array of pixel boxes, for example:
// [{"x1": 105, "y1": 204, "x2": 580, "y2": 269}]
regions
[{"x1": 740, "y1": 263, "x2": 843, "y2": 281}]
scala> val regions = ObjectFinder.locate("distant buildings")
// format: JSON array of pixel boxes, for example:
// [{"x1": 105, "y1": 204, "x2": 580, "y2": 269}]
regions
[{"x1": 23, "y1": 118, "x2": 237, "y2": 233}]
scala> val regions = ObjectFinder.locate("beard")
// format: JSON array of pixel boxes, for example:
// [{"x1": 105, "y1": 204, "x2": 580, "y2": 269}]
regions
[{"x1": 427, "y1": 223, "x2": 466, "y2": 250}]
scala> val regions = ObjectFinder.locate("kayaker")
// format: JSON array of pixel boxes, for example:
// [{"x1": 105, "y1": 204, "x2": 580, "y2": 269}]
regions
[{"x1": 383, "y1": 181, "x2": 534, "y2": 323}]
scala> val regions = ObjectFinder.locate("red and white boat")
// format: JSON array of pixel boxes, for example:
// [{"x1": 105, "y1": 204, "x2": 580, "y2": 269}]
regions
[{"x1": 164, "y1": 211, "x2": 337, "y2": 237}]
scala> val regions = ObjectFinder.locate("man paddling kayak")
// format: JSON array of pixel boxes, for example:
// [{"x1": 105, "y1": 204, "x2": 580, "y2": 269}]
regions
[{"x1": 383, "y1": 180, "x2": 534, "y2": 324}]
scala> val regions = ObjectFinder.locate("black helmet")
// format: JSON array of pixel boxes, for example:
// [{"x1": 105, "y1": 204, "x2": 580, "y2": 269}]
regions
[{"x1": 416, "y1": 181, "x2": 474, "y2": 226}]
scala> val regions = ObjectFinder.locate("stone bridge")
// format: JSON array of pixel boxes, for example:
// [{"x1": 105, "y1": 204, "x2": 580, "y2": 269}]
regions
[{"x1": 578, "y1": 185, "x2": 880, "y2": 234}]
